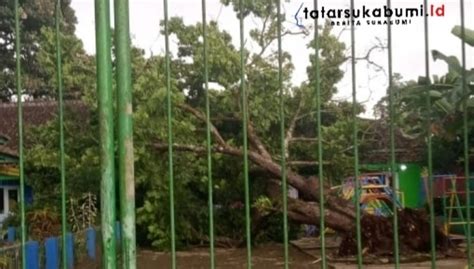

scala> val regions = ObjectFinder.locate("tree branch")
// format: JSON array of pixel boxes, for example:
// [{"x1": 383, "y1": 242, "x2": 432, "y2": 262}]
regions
[
  {"x1": 288, "y1": 161, "x2": 323, "y2": 166},
  {"x1": 152, "y1": 142, "x2": 356, "y2": 220},
  {"x1": 247, "y1": 123, "x2": 272, "y2": 160},
  {"x1": 345, "y1": 40, "x2": 387, "y2": 74},
  {"x1": 290, "y1": 137, "x2": 319, "y2": 143},
  {"x1": 178, "y1": 103, "x2": 227, "y2": 146},
  {"x1": 284, "y1": 95, "x2": 304, "y2": 157}
]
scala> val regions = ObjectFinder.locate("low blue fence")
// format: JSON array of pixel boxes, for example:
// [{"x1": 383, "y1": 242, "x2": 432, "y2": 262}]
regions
[{"x1": 0, "y1": 222, "x2": 121, "y2": 269}]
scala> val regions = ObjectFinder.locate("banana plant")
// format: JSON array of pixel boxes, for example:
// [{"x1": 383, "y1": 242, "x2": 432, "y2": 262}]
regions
[{"x1": 394, "y1": 25, "x2": 474, "y2": 140}]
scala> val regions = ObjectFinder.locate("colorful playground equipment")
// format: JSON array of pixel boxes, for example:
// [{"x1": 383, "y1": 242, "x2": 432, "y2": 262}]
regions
[
  {"x1": 430, "y1": 174, "x2": 474, "y2": 239},
  {"x1": 338, "y1": 172, "x2": 404, "y2": 217}
]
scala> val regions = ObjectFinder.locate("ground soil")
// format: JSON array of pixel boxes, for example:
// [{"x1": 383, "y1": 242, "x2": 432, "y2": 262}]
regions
[
  {"x1": 339, "y1": 209, "x2": 451, "y2": 256},
  {"x1": 77, "y1": 243, "x2": 468, "y2": 269}
]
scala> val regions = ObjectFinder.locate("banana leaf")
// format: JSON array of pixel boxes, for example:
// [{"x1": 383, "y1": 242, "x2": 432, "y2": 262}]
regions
[{"x1": 451, "y1": 26, "x2": 474, "y2": 47}]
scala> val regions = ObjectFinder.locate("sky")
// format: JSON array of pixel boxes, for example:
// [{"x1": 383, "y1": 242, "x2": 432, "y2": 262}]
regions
[{"x1": 70, "y1": 0, "x2": 473, "y2": 117}]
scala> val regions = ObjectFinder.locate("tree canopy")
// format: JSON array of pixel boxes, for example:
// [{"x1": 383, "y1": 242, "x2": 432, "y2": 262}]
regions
[
  {"x1": 387, "y1": 26, "x2": 474, "y2": 172},
  {"x1": 19, "y1": 0, "x2": 363, "y2": 249},
  {"x1": 0, "y1": 0, "x2": 82, "y2": 101}
]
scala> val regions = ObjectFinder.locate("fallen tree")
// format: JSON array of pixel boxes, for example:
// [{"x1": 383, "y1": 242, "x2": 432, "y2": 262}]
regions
[
  {"x1": 143, "y1": 3, "x2": 454, "y2": 255},
  {"x1": 152, "y1": 103, "x2": 452, "y2": 256}
]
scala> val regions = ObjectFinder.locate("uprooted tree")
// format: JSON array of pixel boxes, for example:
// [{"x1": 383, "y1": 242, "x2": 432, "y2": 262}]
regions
[
  {"x1": 135, "y1": 1, "x2": 452, "y2": 254},
  {"x1": 24, "y1": 0, "x2": 457, "y2": 254}
]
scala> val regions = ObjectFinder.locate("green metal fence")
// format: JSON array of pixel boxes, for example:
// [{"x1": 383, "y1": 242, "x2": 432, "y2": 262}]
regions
[{"x1": 10, "y1": 0, "x2": 472, "y2": 268}]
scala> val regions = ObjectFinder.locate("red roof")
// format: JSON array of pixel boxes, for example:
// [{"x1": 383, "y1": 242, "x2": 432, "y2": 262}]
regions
[{"x1": 0, "y1": 100, "x2": 88, "y2": 156}]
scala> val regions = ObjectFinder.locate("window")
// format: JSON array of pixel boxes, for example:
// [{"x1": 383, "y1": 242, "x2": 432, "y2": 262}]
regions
[
  {"x1": 8, "y1": 189, "x2": 18, "y2": 212},
  {"x1": 0, "y1": 188, "x2": 4, "y2": 214}
]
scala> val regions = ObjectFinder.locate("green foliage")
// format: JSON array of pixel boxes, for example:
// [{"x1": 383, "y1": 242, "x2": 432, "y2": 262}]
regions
[
  {"x1": 452, "y1": 26, "x2": 474, "y2": 46},
  {"x1": 22, "y1": 2, "x2": 356, "y2": 250},
  {"x1": 36, "y1": 27, "x2": 96, "y2": 99},
  {"x1": 255, "y1": 213, "x2": 301, "y2": 244},
  {"x1": 307, "y1": 22, "x2": 346, "y2": 103},
  {"x1": 221, "y1": 0, "x2": 277, "y2": 18},
  {"x1": 25, "y1": 108, "x2": 100, "y2": 202},
  {"x1": 253, "y1": 195, "x2": 273, "y2": 216},
  {"x1": 391, "y1": 26, "x2": 474, "y2": 171},
  {"x1": 0, "y1": 0, "x2": 77, "y2": 100},
  {"x1": 393, "y1": 27, "x2": 474, "y2": 137}
]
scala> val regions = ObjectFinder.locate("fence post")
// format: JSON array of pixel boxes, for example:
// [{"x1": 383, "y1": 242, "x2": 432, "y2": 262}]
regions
[
  {"x1": 311, "y1": 1, "x2": 327, "y2": 268},
  {"x1": 459, "y1": 1, "x2": 472, "y2": 267},
  {"x1": 45, "y1": 237, "x2": 59, "y2": 269},
  {"x1": 53, "y1": 1, "x2": 69, "y2": 268},
  {"x1": 25, "y1": 241, "x2": 39, "y2": 269},
  {"x1": 66, "y1": 233, "x2": 74, "y2": 269},
  {"x1": 7, "y1": 227, "x2": 15, "y2": 242},
  {"x1": 86, "y1": 227, "x2": 96, "y2": 260},
  {"x1": 114, "y1": 0, "x2": 137, "y2": 267},
  {"x1": 162, "y1": 1, "x2": 177, "y2": 268},
  {"x1": 94, "y1": 0, "x2": 117, "y2": 267},
  {"x1": 421, "y1": 0, "x2": 436, "y2": 268},
  {"x1": 385, "y1": 0, "x2": 400, "y2": 267},
  {"x1": 238, "y1": 0, "x2": 252, "y2": 267},
  {"x1": 349, "y1": 0, "x2": 363, "y2": 267},
  {"x1": 13, "y1": 0, "x2": 27, "y2": 268}
]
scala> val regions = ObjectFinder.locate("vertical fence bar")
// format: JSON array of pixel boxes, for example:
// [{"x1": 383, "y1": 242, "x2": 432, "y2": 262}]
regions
[
  {"x1": 162, "y1": 0, "x2": 177, "y2": 268},
  {"x1": 13, "y1": 0, "x2": 27, "y2": 268},
  {"x1": 386, "y1": 0, "x2": 400, "y2": 267},
  {"x1": 200, "y1": 0, "x2": 215, "y2": 268},
  {"x1": 276, "y1": 1, "x2": 289, "y2": 268},
  {"x1": 349, "y1": 0, "x2": 362, "y2": 267},
  {"x1": 313, "y1": 0, "x2": 327, "y2": 268},
  {"x1": 54, "y1": 1, "x2": 68, "y2": 268},
  {"x1": 460, "y1": 0, "x2": 472, "y2": 267},
  {"x1": 114, "y1": 0, "x2": 137, "y2": 267},
  {"x1": 422, "y1": 0, "x2": 436, "y2": 268},
  {"x1": 238, "y1": 0, "x2": 252, "y2": 267},
  {"x1": 94, "y1": 0, "x2": 117, "y2": 267}
]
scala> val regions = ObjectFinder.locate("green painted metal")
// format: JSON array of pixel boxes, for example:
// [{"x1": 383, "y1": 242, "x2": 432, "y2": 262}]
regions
[
  {"x1": 276, "y1": 1, "x2": 289, "y2": 268},
  {"x1": 421, "y1": 0, "x2": 436, "y2": 267},
  {"x1": 200, "y1": 0, "x2": 215, "y2": 268},
  {"x1": 239, "y1": 0, "x2": 252, "y2": 267},
  {"x1": 349, "y1": 0, "x2": 362, "y2": 267},
  {"x1": 361, "y1": 163, "x2": 422, "y2": 208},
  {"x1": 386, "y1": 1, "x2": 400, "y2": 266},
  {"x1": 94, "y1": 0, "x2": 117, "y2": 267},
  {"x1": 350, "y1": 0, "x2": 363, "y2": 269},
  {"x1": 13, "y1": 0, "x2": 26, "y2": 268},
  {"x1": 313, "y1": 0, "x2": 327, "y2": 268},
  {"x1": 114, "y1": 0, "x2": 136, "y2": 268},
  {"x1": 54, "y1": 1, "x2": 68, "y2": 268},
  {"x1": 460, "y1": 0, "x2": 472, "y2": 267},
  {"x1": 398, "y1": 164, "x2": 422, "y2": 208},
  {"x1": 162, "y1": 1, "x2": 177, "y2": 268}
]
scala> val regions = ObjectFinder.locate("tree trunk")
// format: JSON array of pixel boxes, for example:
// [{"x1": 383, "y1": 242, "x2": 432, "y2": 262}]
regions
[
  {"x1": 286, "y1": 198, "x2": 354, "y2": 233},
  {"x1": 153, "y1": 139, "x2": 452, "y2": 256}
]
